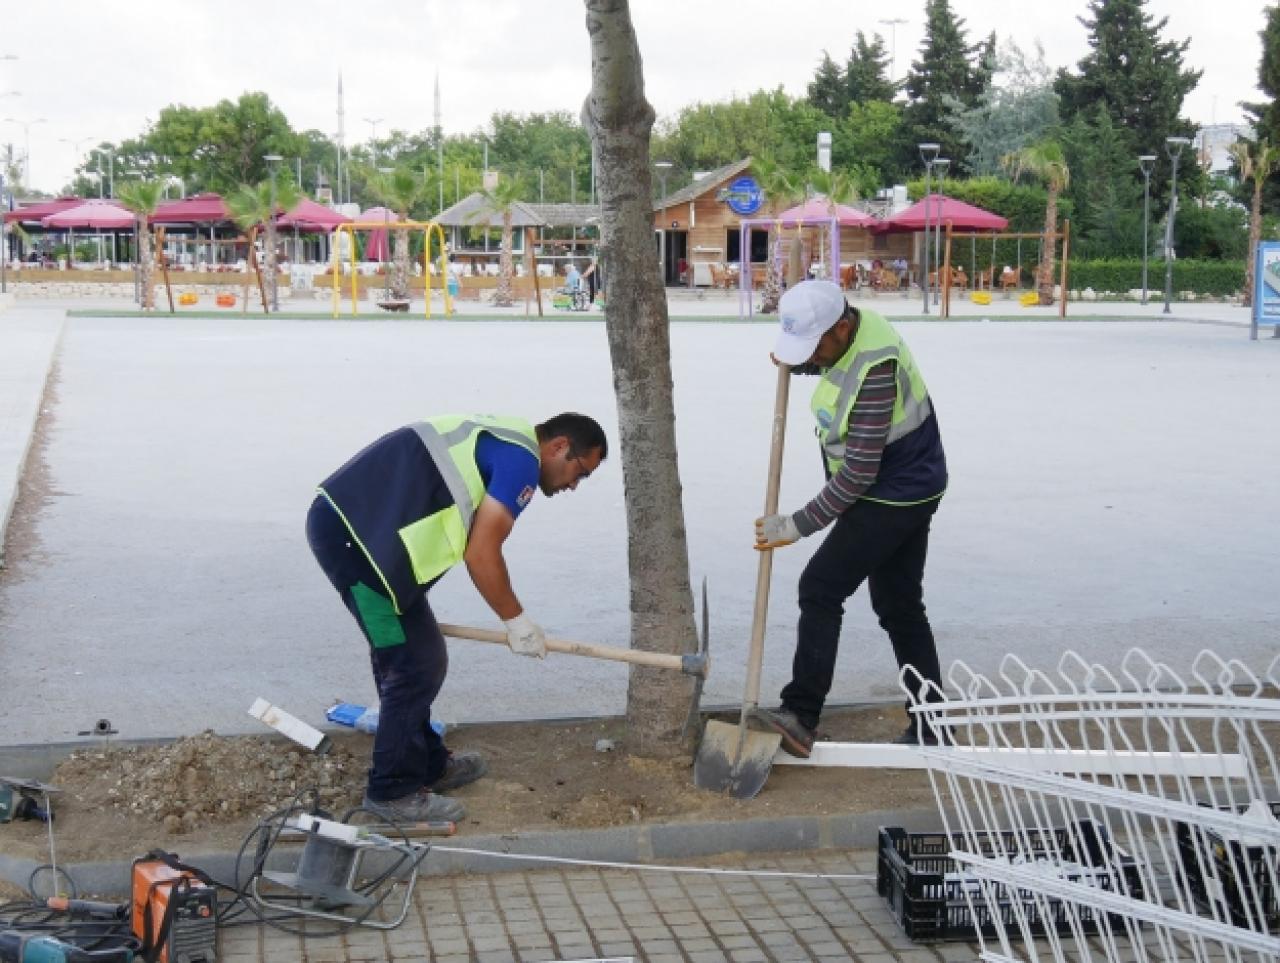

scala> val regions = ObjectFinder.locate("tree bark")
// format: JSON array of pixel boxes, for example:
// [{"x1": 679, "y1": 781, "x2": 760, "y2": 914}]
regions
[
  {"x1": 1244, "y1": 181, "x2": 1262, "y2": 308},
  {"x1": 583, "y1": 0, "x2": 698, "y2": 758},
  {"x1": 392, "y1": 228, "x2": 411, "y2": 301},
  {"x1": 1038, "y1": 188, "x2": 1059, "y2": 305},
  {"x1": 139, "y1": 219, "x2": 155, "y2": 311},
  {"x1": 494, "y1": 213, "x2": 515, "y2": 306}
]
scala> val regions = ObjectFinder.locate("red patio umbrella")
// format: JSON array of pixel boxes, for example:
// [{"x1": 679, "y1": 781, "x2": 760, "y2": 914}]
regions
[
  {"x1": 360, "y1": 207, "x2": 400, "y2": 261},
  {"x1": 42, "y1": 200, "x2": 133, "y2": 229},
  {"x1": 4, "y1": 196, "x2": 87, "y2": 225},
  {"x1": 875, "y1": 194, "x2": 1008, "y2": 233},
  {"x1": 775, "y1": 197, "x2": 878, "y2": 228},
  {"x1": 152, "y1": 192, "x2": 230, "y2": 224},
  {"x1": 276, "y1": 198, "x2": 350, "y2": 231}
]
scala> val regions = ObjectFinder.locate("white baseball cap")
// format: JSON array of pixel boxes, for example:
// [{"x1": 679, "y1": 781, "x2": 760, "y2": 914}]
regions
[{"x1": 772, "y1": 280, "x2": 848, "y2": 365}]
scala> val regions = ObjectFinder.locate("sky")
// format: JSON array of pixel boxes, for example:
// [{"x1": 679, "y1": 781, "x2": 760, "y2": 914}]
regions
[{"x1": 0, "y1": 0, "x2": 1267, "y2": 196}]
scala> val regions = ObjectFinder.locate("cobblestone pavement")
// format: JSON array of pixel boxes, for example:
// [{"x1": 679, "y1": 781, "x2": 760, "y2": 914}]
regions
[{"x1": 215, "y1": 848, "x2": 978, "y2": 962}]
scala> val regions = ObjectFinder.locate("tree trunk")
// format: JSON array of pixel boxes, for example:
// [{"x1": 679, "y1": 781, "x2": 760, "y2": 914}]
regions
[
  {"x1": 494, "y1": 214, "x2": 515, "y2": 306},
  {"x1": 1038, "y1": 187, "x2": 1058, "y2": 305},
  {"x1": 266, "y1": 221, "x2": 279, "y2": 310},
  {"x1": 392, "y1": 227, "x2": 411, "y2": 301},
  {"x1": 583, "y1": 0, "x2": 698, "y2": 758},
  {"x1": 139, "y1": 220, "x2": 155, "y2": 311},
  {"x1": 1244, "y1": 182, "x2": 1262, "y2": 308},
  {"x1": 759, "y1": 224, "x2": 782, "y2": 313}
]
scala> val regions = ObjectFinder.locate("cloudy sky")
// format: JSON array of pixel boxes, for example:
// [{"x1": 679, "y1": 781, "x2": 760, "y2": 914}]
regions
[{"x1": 0, "y1": 0, "x2": 1266, "y2": 195}]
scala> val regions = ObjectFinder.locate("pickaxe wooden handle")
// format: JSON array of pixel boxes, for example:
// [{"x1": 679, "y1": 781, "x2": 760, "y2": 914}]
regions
[{"x1": 439, "y1": 623, "x2": 709, "y2": 678}]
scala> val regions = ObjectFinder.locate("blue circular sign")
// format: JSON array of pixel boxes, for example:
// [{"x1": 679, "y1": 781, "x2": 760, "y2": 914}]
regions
[{"x1": 723, "y1": 176, "x2": 763, "y2": 216}]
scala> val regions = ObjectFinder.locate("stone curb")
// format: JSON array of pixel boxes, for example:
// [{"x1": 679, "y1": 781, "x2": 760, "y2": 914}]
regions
[{"x1": 0, "y1": 805, "x2": 944, "y2": 898}]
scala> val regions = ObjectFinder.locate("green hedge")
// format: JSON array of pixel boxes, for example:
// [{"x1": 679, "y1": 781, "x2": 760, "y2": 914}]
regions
[{"x1": 1067, "y1": 258, "x2": 1245, "y2": 296}]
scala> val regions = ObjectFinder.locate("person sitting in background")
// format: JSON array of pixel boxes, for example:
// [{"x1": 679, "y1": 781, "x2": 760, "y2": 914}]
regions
[{"x1": 564, "y1": 260, "x2": 581, "y2": 292}]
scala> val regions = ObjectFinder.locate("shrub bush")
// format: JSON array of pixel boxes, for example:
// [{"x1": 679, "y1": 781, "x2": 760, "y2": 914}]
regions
[{"x1": 1067, "y1": 258, "x2": 1245, "y2": 297}]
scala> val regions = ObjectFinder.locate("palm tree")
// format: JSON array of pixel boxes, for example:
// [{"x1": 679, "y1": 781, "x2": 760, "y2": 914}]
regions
[
  {"x1": 807, "y1": 167, "x2": 861, "y2": 281},
  {"x1": 372, "y1": 167, "x2": 428, "y2": 301},
  {"x1": 752, "y1": 156, "x2": 805, "y2": 313},
  {"x1": 115, "y1": 180, "x2": 163, "y2": 310},
  {"x1": 226, "y1": 176, "x2": 302, "y2": 313},
  {"x1": 476, "y1": 175, "x2": 526, "y2": 307},
  {"x1": 1002, "y1": 141, "x2": 1069, "y2": 305},
  {"x1": 1227, "y1": 137, "x2": 1279, "y2": 308}
]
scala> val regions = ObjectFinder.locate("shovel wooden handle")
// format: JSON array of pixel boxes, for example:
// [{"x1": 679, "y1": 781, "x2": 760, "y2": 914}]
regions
[{"x1": 439, "y1": 623, "x2": 706, "y2": 676}]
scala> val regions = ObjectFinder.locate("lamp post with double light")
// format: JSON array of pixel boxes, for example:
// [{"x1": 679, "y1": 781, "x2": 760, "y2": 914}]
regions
[
  {"x1": 1138, "y1": 154, "x2": 1156, "y2": 305},
  {"x1": 878, "y1": 18, "x2": 906, "y2": 86},
  {"x1": 363, "y1": 117, "x2": 384, "y2": 167},
  {"x1": 1162, "y1": 136, "x2": 1190, "y2": 315},
  {"x1": 918, "y1": 142, "x2": 939, "y2": 314},
  {"x1": 91, "y1": 146, "x2": 114, "y2": 198},
  {"x1": 264, "y1": 153, "x2": 283, "y2": 311},
  {"x1": 4, "y1": 116, "x2": 46, "y2": 186}
]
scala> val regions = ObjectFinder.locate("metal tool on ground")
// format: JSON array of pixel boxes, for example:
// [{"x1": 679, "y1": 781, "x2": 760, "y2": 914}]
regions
[
  {"x1": 252, "y1": 813, "x2": 429, "y2": 930},
  {"x1": 694, "y1": 364, "x2": 789, "y2": 798},
  {"x1": 439, "y1": 623, "x2": 709, "y2": 678}
]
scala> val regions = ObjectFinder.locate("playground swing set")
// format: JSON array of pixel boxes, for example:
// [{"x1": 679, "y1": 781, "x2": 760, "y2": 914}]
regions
[
  {"x1": 330, "y1": 220, "x2": 454, "y2": 319},
  {"x1": 936, "y1": 218, "x2": 1071, "y2": 318}
]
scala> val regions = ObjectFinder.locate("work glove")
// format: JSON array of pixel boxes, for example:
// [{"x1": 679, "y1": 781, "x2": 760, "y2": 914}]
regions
[
  {"x1": 503, "y1": 612, "x2": 547, "y2": 659},
  {"x1": 755, "y1": 514, "x2": 801, "y2": 551}
]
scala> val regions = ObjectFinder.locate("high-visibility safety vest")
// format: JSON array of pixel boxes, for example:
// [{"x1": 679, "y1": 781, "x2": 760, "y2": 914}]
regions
[
  {"x1": 318, "y1": 415, "x2": 539, "y2": 614},
  {"x1": 810, "y1": 309, "x2": 947, "y2": 505}
]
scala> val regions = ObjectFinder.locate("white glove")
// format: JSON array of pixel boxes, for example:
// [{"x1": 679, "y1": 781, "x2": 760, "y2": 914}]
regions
[
  {"x1": 755, "y1": 513, "x2": 801, "y2": 551},
  {"x1": 503, "y1": 613, "x2": 547, "y2": 659}
]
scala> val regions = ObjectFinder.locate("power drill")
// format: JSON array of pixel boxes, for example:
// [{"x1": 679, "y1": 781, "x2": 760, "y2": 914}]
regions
[{"x1": 0, "y1": 930, "x2": 132, "y2": 962}]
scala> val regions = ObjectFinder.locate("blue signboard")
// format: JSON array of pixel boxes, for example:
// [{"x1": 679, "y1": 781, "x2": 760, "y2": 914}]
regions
[
  {"x1": 722, "y1": 176, "x2": 763, "y2": 216},
  {"x1": 1253, "y1": 241, "x2": 1280, "y2": 340}
]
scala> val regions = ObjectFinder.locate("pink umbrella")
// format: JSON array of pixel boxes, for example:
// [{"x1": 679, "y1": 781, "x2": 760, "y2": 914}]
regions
[
  {"x1": 775, "y1": 197, "x2": 878, "y2": 228},
  {"x1": 874, "y1": 194, "x2": 1008, "y2": 233},
  {"x1": 42, "y1": 200, "x2": 134, "y2": 229},
  {"x1": 277, "y1": 197, "x2": 351, "y2": 231},
  {"x1": 360, "y1": 207, "x2": 400, "y2": 261}
]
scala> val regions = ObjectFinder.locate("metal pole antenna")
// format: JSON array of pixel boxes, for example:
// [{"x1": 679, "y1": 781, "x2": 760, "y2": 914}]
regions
[{"x1": 918, "y1": 143, "x2": 939, "y2": 314}]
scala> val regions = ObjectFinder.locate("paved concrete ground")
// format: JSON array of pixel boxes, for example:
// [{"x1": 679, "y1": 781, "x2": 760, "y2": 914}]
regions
[
  {"x1": 214, "y1": 848, "x2": 958, "y2": 963},
  {"x1": 0, "y1": 296, "x2": 1278, "y2": 744}
]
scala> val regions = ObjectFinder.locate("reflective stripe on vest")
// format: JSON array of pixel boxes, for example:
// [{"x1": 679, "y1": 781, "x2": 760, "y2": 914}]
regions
[
  {"x1": 399, "y1": 416, "x2": 539, "y2": 590},
  {"x1": 811, "y1": 311, "x2": 934, "y2": 471}
]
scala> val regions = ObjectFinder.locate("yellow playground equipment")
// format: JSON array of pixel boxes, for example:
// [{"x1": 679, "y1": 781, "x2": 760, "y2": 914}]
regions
[{"x1": 330, "y1": 220, "x2": 453, "y2": 319}]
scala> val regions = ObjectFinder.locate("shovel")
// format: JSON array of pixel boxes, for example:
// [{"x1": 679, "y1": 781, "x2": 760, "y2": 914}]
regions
[{"x1": 694, "y1": 363, "x2": 789, "y2": 798}]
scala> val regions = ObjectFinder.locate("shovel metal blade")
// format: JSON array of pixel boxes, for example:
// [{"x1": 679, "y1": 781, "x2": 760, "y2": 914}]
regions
[{"x1": 693, "y1": 719, "x2": 782, "y2": 799}]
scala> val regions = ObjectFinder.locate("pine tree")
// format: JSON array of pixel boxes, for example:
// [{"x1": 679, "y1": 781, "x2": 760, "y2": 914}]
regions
[
  {"x1": 845, "y1": 32, "x2": 896, "y2": 104},
  {"x1": 1251, "y1": 3, "x2": 1280, "y2": 141},
  {"x1": 903, "y1": 0, "x2": 990, "y2": 166},
  {"x1": 1054, "y1": 0, "x2": 1201, "y2": 156},
  {"x1": 807, "y1": 52, "x2": 848, "y2": 117}
]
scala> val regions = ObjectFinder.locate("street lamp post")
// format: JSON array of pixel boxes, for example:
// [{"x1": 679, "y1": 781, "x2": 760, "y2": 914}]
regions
[
  {"x1": 264, "y1": 153, "x2": 283, "y2": 312},
  {"x1": 91, "y1": 146, "x2": 114, "y2": 198},
  {"x1": 878, "y1": 18, "x2": 907, "y2": 86},
  {"x1": 363, "y1": 117, "x2": 384, "y2": 166},
  {"x1": 4, "y1": 116, "x2": 47, "y2": 185},
  {"x1": 932, "y1": 158, "x2": 950, "y2": 305},
  {"x1": 918, "y1": 143, "x2": 939, "y2": 314},
  {"x1": 0, "y1": 171, "x2": 7, "y2": 294},
  {"x1": 1162, "y1": 136, "x2": 1191, "y2": 315},
  {"x1": 655, "y1": 160, "x2": 673, "y2": 285},
  {"x1": 1138, "y1": 154, "x2": 1156, "y2": 305}
]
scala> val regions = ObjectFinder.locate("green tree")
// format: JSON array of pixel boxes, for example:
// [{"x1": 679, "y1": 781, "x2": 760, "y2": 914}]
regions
[
  {"x1": 115, "y1": 179, "x2": 164, "y2": 310},
  {"x1": 1227, "y1": 138, "x2": 1279, "y2": 305},
  {"x1": 1060, "y1": 106, "x2": 1141, "y2": 258},
  {"x1": 476, "y1": 175, "x2": 526, "y2": 307},
  {"x1": 372, "y1": 168, "x2": 430, "y2": 301},
  {"x1": 807, "y1": 52, "x2": 848, "y2": 117},
  {"x1": 845, "y1": 32, "x2": 896, "y2": 104},
  {"x1": 1054, "y1": 0, "x2": 1201, "y2": 158},
  {"x1": 225, "y1": 174, "x2": 302, "y2": 313},
  {"x1": 1002, "y1": 140, "x2": 1070, "y2": 304},
  {"x1": 949, "y1": 40, "x2": 1059, "y2": 177},
  {"x1": 1255, "y1": 4, "x2": 1280, "y2": 141},
  {"x1": 902, "y1": 0, "x2": 992, "y2": 168},
  {"x1": 835, "y1": 101, "x2": 903, "y2": 184}
]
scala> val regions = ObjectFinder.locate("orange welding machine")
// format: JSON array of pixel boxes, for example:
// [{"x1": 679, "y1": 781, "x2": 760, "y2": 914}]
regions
[{"x1": 130, "y1": 854, "x2": 217, "y2": 963}]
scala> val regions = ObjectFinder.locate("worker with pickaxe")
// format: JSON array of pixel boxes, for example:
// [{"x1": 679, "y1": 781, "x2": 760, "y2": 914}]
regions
[
  {"x1": 307, "y1": 413, "x2": 607, "y2": 824},
  {"x1": 751, "y1": 280, "x2": 949, "y2": 756}
]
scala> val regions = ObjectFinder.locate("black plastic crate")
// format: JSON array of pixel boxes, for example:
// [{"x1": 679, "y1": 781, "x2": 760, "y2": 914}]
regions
[
  {"x1": 877, "y1": 823, "x2": 1141, "y2": 943},
  {"x1": 1176, "y1": 800, "x2": 1279, "y2": 931}
]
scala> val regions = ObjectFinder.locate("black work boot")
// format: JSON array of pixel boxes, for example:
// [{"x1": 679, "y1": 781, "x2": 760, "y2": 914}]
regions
[{"x1": 751, "y1": 707, "x2": 816, "y2": 758}]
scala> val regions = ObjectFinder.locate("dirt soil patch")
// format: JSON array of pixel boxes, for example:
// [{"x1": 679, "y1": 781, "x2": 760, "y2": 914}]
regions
[{"x1": 0, "y1": 705, "x2": 932, "y2": 867}]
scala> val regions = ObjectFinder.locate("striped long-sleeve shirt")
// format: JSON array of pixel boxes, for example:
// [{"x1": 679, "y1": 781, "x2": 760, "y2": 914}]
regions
[{"x1": 791, "y1": 359, "x2": 897, "y2": 537}]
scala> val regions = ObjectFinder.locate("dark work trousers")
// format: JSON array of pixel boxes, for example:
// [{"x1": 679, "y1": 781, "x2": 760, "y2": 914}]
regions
[
  {"x1": 779, "y1": 498, "x2": 942, "y2": 731},
  {"x1": 305, "y1": 496, "x2": 449, "y2": 802}
]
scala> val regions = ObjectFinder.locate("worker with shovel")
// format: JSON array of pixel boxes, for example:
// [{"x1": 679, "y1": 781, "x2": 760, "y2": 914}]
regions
[
  {"x1": 753, "y1": 280, "x2": 948, "y2": 755},
  {"x1": 307, "y1": 413, "x2": 607, "y2": 823}
]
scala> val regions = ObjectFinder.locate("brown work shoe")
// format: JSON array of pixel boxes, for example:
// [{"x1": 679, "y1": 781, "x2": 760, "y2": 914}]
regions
[
  {"x1": 429, "y1": 751, "x2": 488, "y2": 793},
  {"x1": 361, "y1": 788, "x2": 465, "y2": 823},
  {"x1": 751, "y1": 707, "x2": 816, "y2": 758}
]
